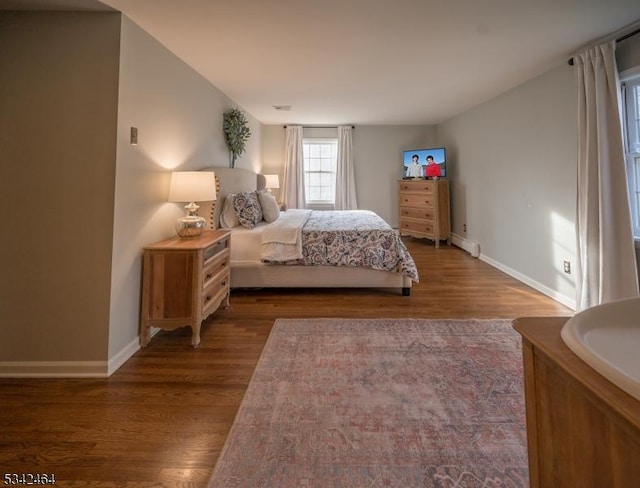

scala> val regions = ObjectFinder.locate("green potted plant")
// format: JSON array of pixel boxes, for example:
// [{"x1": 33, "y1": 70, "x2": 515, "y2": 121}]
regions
[{"x1": 223, "y1": 108, "x2": 251, "y2": 168}]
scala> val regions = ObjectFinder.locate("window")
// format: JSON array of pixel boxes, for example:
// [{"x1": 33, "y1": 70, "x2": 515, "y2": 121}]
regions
[
  {"x1": 303, "y1": 139, "x2": 337, "y2": 204},
  {"x1": 621, "y1": 69, "x2": 640, "y2": 238}
]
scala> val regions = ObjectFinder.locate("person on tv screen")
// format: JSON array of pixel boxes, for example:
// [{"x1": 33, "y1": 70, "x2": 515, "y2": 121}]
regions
[
  {"x1": 406, "y1": 154, "x2": 423, "y2": 177},
  {"x1": 425, "y1": 155, "x2": 442, "y2": 178}
]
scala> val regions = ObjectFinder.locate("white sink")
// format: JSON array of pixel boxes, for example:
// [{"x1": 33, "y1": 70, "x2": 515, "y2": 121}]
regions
[{"x1": 561, "y1": 297, "x2": 640, "y2": 402}]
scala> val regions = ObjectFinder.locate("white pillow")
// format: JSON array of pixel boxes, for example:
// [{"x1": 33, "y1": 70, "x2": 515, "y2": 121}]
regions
[
  {"x1": 219, "y1": 193, "x2": 240, "y2": 228},
  {"x1": 258, "y1": 191, "x2": 280, "y2": 223}
]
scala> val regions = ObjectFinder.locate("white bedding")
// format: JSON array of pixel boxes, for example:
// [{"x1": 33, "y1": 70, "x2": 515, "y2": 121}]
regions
[
  {"x1": 229, "y1": 222, "x2": 266, "y2": 263},
  {"x1": 261, "y1": 209, "x2": 311, "y2": 262},
  {"x1": 230, "y1": 209, "x2": 312, "y2": 263}
]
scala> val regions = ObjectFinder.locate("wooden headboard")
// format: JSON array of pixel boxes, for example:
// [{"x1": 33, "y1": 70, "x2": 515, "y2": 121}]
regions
[{"x1": 199, "y1": 166, "x2": 266, "y2": 229}]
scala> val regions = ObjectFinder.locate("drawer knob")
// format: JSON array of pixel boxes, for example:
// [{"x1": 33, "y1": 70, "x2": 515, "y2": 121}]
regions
[
  {"x1": 205, "y1": 295, "x2": 212, "y2": 302},
  {"x1": 221, "y1": 280, "x2": 227, "y2": 286},
  {"x1": 206, "y1": 273, "x2": 213, "y2": 280}
]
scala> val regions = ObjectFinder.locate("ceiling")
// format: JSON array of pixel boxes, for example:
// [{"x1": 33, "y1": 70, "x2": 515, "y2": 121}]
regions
[
  {"x1": 0, "y1": 0, "x2": 112, "y2": 11},
  {"x1": 5, "y1": 1, "x2": 640, "y2": 125}
]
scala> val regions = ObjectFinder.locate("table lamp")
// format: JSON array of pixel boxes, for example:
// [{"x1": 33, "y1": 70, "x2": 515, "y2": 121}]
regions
[
  {"x1": 264, "y1": 174, "x2": 280, "y2": 194},
  {"x1": 168, "y1": 171, "x2": 217, "y2": 238}
]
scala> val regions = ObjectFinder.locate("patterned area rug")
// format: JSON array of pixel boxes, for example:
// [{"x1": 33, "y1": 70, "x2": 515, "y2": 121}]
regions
[{"x1": 209, "y1": 318, "x2": 528, "y2": 487}]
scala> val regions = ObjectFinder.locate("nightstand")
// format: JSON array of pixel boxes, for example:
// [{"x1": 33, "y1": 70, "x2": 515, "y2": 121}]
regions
[{"x1": 140, "y1": 229, "x2": 231, "y2": 347}]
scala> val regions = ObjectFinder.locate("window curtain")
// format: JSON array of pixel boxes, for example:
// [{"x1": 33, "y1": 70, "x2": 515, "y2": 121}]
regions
[
  {"x1": 574, "y1": 41, "x2": 639, "y2": 311},
  {"x1": 334, "y1": 125, "x2": 358, "y2": 210},
  {"x1": 282, "y1": 125, "x2": 305, "y2": 209}
]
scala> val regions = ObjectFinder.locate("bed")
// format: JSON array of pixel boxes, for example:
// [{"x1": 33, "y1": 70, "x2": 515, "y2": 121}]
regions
[{"x1": 199, "y1": 167, "x2": 418, "y2": 295}]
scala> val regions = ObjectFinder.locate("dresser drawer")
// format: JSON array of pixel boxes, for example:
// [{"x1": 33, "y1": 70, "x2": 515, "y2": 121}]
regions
[
  {"x1": 400, "y1": 194, "x2": 434, "y2": 208},
  {"x1": 399, "y1": 180, "x2": 434, "y2": 193},
  {"x1": 204, "y1": 238, "x2": 229, "y2": 261},
  {"x1": 400, "y1": 219, "x2": 434, "y2": 235},
  {"x1": 400, "y1": 207, "x2": 434, "y2": 221},
  {"x1": 202, "y1": 271, "x2": 230, "y2": 316},
  {"x1": 203, "y1": 248, "x2": 230, "y2": 287}
]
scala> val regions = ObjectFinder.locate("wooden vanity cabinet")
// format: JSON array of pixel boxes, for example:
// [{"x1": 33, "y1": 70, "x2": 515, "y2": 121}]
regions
[{"x1": 514, "y1": 317, "x2": 640, "y2": 487}]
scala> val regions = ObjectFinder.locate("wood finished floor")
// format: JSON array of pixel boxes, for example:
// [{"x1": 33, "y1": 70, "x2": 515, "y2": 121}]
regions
[{"x1": 0, "y1": 239, "x2": 572, "y2": 487}]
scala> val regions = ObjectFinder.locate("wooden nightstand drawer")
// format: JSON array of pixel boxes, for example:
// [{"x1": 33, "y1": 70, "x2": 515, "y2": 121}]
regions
[
  {"x1": 202, "y1": 272, "x2": 230, "y2": 316},
  {"x1": 204, "y1": 239, "x2": 228, "y2": 261},
  {"x1": 203, "y1": 248, "x2": 230, "y2": 287},
  {"x1": 400, "y1": 207, "x2": 434, "y2": 220}
]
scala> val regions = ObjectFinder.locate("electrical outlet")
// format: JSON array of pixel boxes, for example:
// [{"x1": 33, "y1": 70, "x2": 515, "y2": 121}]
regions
[
  {"x1": 130, "y1": 127, "x2": 138, "y2": 145},
  {"x1": 563, "y1": 260, "x2": 571, "y2": 274},
  {"x1": 463, "y1": 223, "x2": 467, "y2": 233}
]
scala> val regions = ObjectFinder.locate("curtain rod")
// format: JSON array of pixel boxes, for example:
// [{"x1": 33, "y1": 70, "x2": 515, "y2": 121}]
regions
[
  {"x1": 283, "y1": 125, "x2": 355, "y2": 129},
  {"x1": 567, "y1": 27, "x2": 640, "y2": 65}
]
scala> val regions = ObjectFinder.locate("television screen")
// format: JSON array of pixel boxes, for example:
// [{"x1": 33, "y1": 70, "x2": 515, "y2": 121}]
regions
[{"x1": 402, "y1": 147, "x2": 446, "y2": 179}]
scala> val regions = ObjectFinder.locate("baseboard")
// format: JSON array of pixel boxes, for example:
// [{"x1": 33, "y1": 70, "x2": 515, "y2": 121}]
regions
[
  {"x1": 451, "y1": 233, "x2": 480, "y2": 257},
  {"x1": 0, "y1": 361, "x2": 108, "y2": 378},
  {"x1": 480, "y1": 254, "x2": 576, "y2": 310},
  {"x1": 451, "y1": 233, "x2": 576, "y2": 310},
  {"x1": 108, "y1": 336, "x2": 141, "y2": 376},
  {"x1": 0, "y1": 332, "x2": 148, "y2": 378}
]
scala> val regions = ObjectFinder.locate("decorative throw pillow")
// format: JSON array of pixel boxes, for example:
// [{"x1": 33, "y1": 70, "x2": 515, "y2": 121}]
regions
[
  {"x1": 233, "y1": 191, "x2": 263, "y2": 229},
  {"x1": 258, "y1": 190, "x2": 280, "y2": 223},
  {"x1": 219, "y1": 193, "x2": 240, "y2": 228}
]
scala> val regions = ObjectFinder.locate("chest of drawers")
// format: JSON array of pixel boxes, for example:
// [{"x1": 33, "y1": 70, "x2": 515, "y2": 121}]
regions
[
  {"x1": 140, "y1": 229, "x2": 231, "y2": 347},
  {"x1": 398, "y1": 179, "x2": 451, "y2": 247}
]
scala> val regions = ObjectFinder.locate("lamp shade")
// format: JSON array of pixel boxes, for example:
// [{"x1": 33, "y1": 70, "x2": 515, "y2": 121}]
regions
[
  {"x1": 264, "y1": 174, "x2": 280, "y2": 189},
  {"x1": 168, "y1": 171, "x2": 217, "y2": 203}
]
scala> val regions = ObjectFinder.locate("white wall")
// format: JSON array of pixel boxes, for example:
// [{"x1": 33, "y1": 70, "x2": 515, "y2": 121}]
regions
[
  {"x1": 261, "y1": 125, "x2": 286, "y2": 202},
  {"x1": 618, "y1": 32, "x2": 640, "y2": 71},
  {"x1": 261, "y1": 124, "x2": 436, "y2": 225},
  {"x1": 437, "y1": 64, "x2": 578, "y2": 307},
  {"x1": 354, "y1": 126, "x2": 437, "y2": 225},
  {"x1": 107, "y1": 16, "x2": 262, "y2": 368}
]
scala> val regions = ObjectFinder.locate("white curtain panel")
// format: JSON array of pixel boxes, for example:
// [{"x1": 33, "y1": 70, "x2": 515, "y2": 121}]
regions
[
  {"x1": 334, "y1": 125, "x2": 358, "y2": 210},
  {"x1": 282, "y1": 125, "x2": 306, "y2": 209},
  {"x1": 574, "y1": 41, "x2": 639, "y2": 311}
]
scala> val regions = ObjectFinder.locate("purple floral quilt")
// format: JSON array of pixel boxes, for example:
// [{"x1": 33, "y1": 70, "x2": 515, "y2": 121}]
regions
[{"x1": 263, "y1": 210, "x2": 419, "y2": 281}]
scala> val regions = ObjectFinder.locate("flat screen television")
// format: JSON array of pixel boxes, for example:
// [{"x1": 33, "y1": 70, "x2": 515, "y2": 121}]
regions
[{"x1": 402, "y1": 147, "x2": 446, "y2": 179}]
